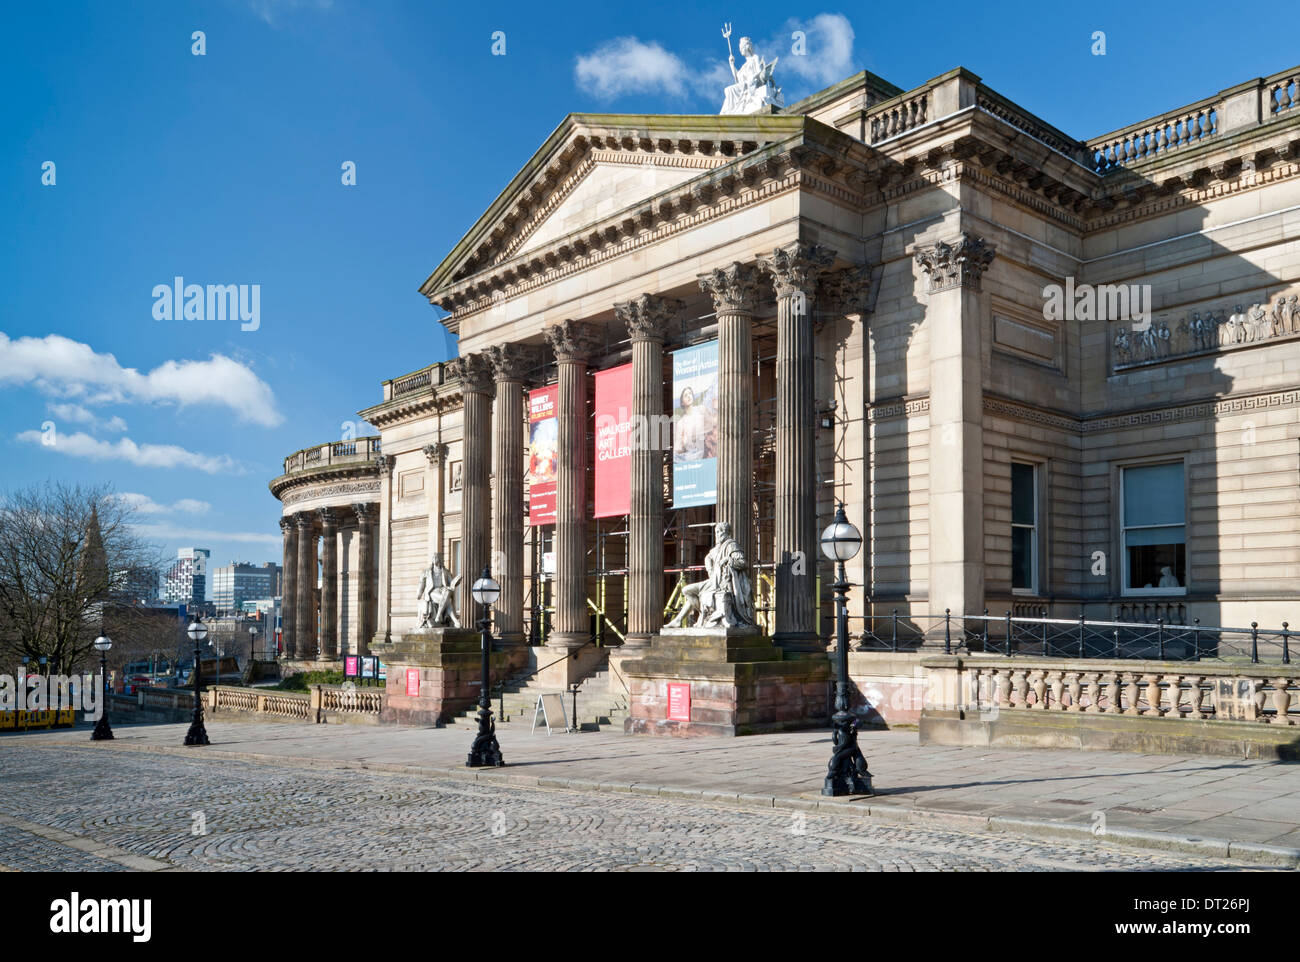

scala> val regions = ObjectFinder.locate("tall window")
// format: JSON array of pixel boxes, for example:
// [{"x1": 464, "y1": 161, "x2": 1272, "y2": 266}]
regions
[
  {"x1": 448, "y1": 539, "x2": 462, "y2": 579},
  {"x1": 1011, "y1": 462, "x2": 1037, "y2": 593},
  {"x1": 1121, "y1": 462, "x2": 1186, "y2": 594}
]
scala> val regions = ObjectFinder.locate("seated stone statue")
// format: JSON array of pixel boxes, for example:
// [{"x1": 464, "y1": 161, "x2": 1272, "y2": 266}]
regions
[
  {"x1": 720, "y1": 35, "x2": 783, "y2": 115},
  {"x1": 416, "y1": 555, "x2": 461, "y2": 628},
  {"x1": 666, "y1": 521, "x2": 756, "y2": 629}
]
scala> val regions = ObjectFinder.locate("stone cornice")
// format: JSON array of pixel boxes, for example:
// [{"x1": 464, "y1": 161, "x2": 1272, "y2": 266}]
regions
[
  {"x1": 359, "y1": 385, "x2": 463, "y2": 430},
  {"x1": 983, "y1": 389, "x2": 1300, "y2": 435},
  {"x1": 269, "y1": 458, "x2": 383, "y2": 502}
]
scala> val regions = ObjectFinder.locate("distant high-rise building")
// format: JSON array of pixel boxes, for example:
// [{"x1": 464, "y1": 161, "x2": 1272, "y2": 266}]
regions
[
  {"x1": 162, "y1": 548, "x2": 210, "y2": 606},
  {"x1": 212, "y1": 561, "x2": 282, "y2": 615}
]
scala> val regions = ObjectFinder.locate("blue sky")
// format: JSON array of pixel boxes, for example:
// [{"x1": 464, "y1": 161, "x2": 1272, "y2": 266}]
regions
[{"x1": 0, "y1": 0, "x2": 1280, "y2": 589}]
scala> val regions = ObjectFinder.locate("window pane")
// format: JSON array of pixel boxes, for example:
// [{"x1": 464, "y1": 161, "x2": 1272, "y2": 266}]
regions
[
  {"x1": 1125, "y1": 525, "x2": 1185, "y2": 547},
  {"x1": 1125, "y1": 540, "x2": 1186, "y2": 590},
  {"x1": 1123, "y1": 463, "x2": 1184, "y2": 527},
  {"x1": 1011, "y1": 526, "x2": 1034, "y2": 590},
  {"x1": 1011, "y1": 463, "x2": 1035, "y2": 526}
]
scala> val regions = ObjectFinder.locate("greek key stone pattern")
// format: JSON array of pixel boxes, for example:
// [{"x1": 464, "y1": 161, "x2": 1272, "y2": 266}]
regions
[
  {"x1": 1113, "y1": 290, "x2": 1300, "y2": 369},
  {"x1": 0, "y1": 746, "x2": 1260, "y2": 872}
]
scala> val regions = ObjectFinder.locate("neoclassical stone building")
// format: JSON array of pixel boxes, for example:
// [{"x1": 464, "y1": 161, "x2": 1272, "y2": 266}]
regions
[
  {"x1": 284, "y1": 61, "x2": 1300, "y2": 721},
  {"x1": 269, "y1": 439, "x2": 381, "y2": 663}
]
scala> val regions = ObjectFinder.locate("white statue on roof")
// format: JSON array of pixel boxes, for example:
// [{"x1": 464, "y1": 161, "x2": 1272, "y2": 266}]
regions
[{"x1": 720, "y1": 23, "x2": 783, "y2": 115}]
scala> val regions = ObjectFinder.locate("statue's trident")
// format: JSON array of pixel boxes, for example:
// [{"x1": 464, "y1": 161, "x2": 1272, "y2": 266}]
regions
[{"x1": 722, "y1": 22, "x2": 737, "y2": 80}]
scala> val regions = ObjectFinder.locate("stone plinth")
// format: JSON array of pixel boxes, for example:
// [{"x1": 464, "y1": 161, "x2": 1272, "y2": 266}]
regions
[
  {"x1": 622, "y1": 629, "x2": 831, "y2": 736},
  {"x1": 372, "y1": 628, "x2": 510, "y2": 727}
]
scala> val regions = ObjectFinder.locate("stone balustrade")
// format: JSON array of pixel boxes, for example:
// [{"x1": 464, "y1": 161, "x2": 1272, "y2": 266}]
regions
[
  {"x1": 208, "y1": 685, "x2": 381, "y2": 723},
  {"x1": 1267, "y1": 67, "x2": 1299, "y2": 117},
  {"x1": 384, "y1": 362, "x2": 447, "y2": 400},
  {"x1": 1089, "y1": 95, "x2": 1221, "y2": 172},
  {"x1": 921, "y1": 655, "x2": 1300, "y2": 758},
  {"x1": 868, "y1": 89, "x2": 928, "y2": 144},
  {"x1": 281, "y1": 436, "x2": 382, "y2": 476}
]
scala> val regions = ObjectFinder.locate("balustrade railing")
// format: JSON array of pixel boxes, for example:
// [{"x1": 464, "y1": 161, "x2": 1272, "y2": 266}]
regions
[
  {"x1": 208, "y1": 684, "x2": 380, "y2": 722},
  {"x1": 852, "y1": 610, "x2": 1292, "y2": 665},
  {"x1": 1267, "y1": 68, "x2": 1299, "y2": 116},
  {"x1": 868, "y1": 91, "x2": 928, "y2": 143},
  {"x1": 1089, "y1": 96, "x2": 1221, "y2": 172},
  {"x1": 281, "y1": 436, "x2": 382, "y2": 475}
]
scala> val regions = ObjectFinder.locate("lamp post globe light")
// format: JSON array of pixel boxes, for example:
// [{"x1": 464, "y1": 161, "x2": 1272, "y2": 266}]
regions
[
  {"x1": 819, "y1": 503, "x2": 872, "y2": 797},
  {"x1": 90, "y1": 635, "x2": 114, "y2": 741},
  {"x1": 249, "y1": 625, "x2": 258, "y2": 663},
  {"x1": 184, "y1": 613, "x2": 211, "y2": 747},
  {"x1": 466, "y1": 565, "x2": 504, "y2": 768}
]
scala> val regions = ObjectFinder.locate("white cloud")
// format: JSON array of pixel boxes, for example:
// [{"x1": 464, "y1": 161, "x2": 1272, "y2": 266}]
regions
[
  {"x1": 47, "y1": 402, "x2": 127, "y2": 433},
  {"x1": 16, "y1": 430, "x2": 241, "y2": 475},
  {"x1": 575, "y1": 38, "x2": 692, "y2": 100},
  {"x1": 778, "y1": 14, "x2": 856, "y2": 87},
  {"x1": 246, "y1": 0, "x2": 333, "y2": 26},
  {"x1": 132, "y1": 522, "x2": 280, "y2": 547},
  {"x1": 111, "y1": 492, "x2": 212, "y2": 515},
  {"x1": 0, "y1": 333, "x2": 283, "y2": 427},
  {"x1": 574, "y1": 15, "x2": 858, "y2": 104}
]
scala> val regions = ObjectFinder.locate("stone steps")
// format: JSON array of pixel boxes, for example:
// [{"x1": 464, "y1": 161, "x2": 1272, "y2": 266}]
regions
[{"x1": 448, "y1": 668, "x2": 628, "y2": 731}]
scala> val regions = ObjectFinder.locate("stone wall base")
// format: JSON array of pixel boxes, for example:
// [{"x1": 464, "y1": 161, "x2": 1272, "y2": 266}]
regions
[
  {"x1": 622, "y1": 630, "x2": 831, "y2": 736},
  {"x1": 920, "y1": 708, "x2": 1300, "y2": 760},
  {"x1": 370, "y1": 629, "x2": 518, "y2": 727}
]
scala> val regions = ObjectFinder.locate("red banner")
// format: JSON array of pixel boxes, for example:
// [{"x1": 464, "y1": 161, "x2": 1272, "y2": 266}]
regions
[
  {"x1": 593, "y1": 363, "x2": 633, "y2": 518},
  {"x1": 527, "y1": 385, "x2": 558, "y2": 526}
]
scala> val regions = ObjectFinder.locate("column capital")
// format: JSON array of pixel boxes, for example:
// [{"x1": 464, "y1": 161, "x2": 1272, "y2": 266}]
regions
[
  {"x1": 820, "y1": 264, "x2": 874, "y2": 317},
  {"x1": 446, "y1": 352, "x2": 496, "y2": 394},
  {"x1": 279, "y1": 517, "x2": 294, "y2": 535},
  {"x1": 353, "y1": 502, "x2": 377, "y2": 525},
  {"x1": 914, "y1": 232, "x2": 996, "y2": 293},
  {"x1": 374, "y1": 454, "x2": 396, "y2": 475},
  {"x1": 543, "y1": 320, "x2": 603, "y2": 363},
  {"x1": 758, "y1": 242, "x2": 836, "y2": 298},
  {"x1": 615, "y1": 294, "x2": 683, "y2": 343},
  {"x1": 293, "y1": 512, "x2": 316, "y2": 531},
  {"x1": 698, "y1": 262, "x2": 759, "y2": 314},
  {"x1": 317, "y1": 507, "x2": 338, "y2": 530},
  {"x1": 486, "y1": 342, "x2": 542, "y2": 382},
  {"x1": 422, "y1": 442, "x2": 449, "y2": 465}
]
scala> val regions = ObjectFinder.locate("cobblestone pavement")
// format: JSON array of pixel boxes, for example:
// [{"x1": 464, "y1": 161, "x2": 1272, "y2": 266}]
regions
[{"x1": 0, "y1": 745, "x2": 1273, "y2": 871}]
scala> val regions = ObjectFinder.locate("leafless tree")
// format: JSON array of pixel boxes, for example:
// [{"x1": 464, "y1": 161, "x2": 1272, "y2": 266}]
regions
[{"x1": 0, "y1": 482, "x2": 165, "y2": 674}]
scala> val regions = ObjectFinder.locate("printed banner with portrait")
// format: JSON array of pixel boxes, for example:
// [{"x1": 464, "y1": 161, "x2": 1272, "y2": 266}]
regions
[
  {"x1": 671, "y1": 340, "x2": 719, "y2": 508},
  {"x1": 527, "y1": 384, "x2": 558, "y2": 526}
]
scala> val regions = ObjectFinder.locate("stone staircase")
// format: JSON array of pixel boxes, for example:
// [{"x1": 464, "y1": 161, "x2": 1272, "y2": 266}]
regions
[{"x1": 448, "y1": 668, "x2": 629, "y2": 732}]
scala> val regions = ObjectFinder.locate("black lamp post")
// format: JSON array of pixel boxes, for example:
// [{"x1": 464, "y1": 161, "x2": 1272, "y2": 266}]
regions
[
  {"x1": 184, "y1": 614, "x2": 211, "y2": 746},
  {"x1": 466, "y1": 565, "x2": 504, "y2": 768},
  {"x1": 248, "y1": 625, "x2": 258, "y2": 664},
  {"x1": 90, "y1": 635, "x2": 114, "y2": 741},
  {"x1": 820, "y1": 503, "x2": 872, "y2": 796}
]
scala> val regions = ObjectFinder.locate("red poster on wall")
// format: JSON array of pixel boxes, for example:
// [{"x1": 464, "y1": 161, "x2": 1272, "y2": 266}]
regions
[
  {"x1": 593, "y1": 363, "x2": 633, "y2": 518},
  {"x1": 527, "y1": 385, "x2": 558, "y2": 526},
  {"x1": 405, "y1": 668, "x2": 420, "y2": 697},
  {"x1": 667, "y1": 683, "x2": 691, "y2": 722}
]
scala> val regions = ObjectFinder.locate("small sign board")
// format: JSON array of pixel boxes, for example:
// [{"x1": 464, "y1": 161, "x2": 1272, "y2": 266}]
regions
[
  {"x1": 378, "y1": 660, "x2": 387, "y2": 681},
  {"x1": 344, "y1": 656, "x2": 359, "y2": 678},
  {"x1": 531, "y1": 693, "x2": 569, "y2": 735},
  {"x1": 667, "y1": 683, "x2": 691, "y2": 722},
  {"x1": 360, "y1": 656, "x2": 377, "y2": 680},
  {"x1": 405, "y1": 668, "x2": 420, "y2": 698}
]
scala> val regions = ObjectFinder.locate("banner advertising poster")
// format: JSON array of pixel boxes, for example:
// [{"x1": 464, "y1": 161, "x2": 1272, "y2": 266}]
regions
[
  {"x1": 593, "y1": 363, "x2": 633, "y2": 517},
  {"x1": 527, "y1": 385, "x2": 559, "y2": 525},
  {"x1": 671, "y1": 340, "x2": 719, "y2": 508}
]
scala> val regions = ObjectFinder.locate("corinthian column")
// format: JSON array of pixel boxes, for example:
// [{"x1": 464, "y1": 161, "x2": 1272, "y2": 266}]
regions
[
  {"x1": 487, "y1": 343, "x2": 540, "y2": 646},
  {"x1": 294, "y1": 512, "x2": 318, "y2": 659},
  {"x1": 353, "y1": 503, "x2": 376, "y2": 656},
  {"x1": 915, "y1": 232, "x2": 996, "y2": 625},
  {"x1": 760, "y1": 242, "x2": 835, "y2": 651},
  {"x1": 698, "y1": 262, "x2": 759, "y2": 569},
  {"x1": 318, "y1": 508, "x2": 339, "y2": 660},
  {"x1": 615, "y1": 294, "x2": 680, "y2": 647},
  {"x1": 447, "y1": 352, "x2": 495, "y2": 621},
  {"x1": 542, "y1": 320, "x2": 603, "y2": 649},
  {"x1": 279, "y1": 517, "x2": 298, "y2": 658}
]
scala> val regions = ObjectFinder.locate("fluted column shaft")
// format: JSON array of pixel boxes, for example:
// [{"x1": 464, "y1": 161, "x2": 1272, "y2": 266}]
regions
[
  {"x1": 543, "y1": 321, "x2": 602, "y2": 649},
  {"x1": 294, "y1": 513, "x2": 318, "y2": 659},
  {"x1": 375, "y1": 455, "x2": 394, "y2": 644},
  {"x1": 488, "y1": 344, "x2": 538, "y2": 646},
  {"x1": 616, "y1": 295, "x2": 679, "y2": 647},
  {"x1": 763, "y1": 243, "x2": 834, "y2": 650},
  {"x1": 279, "y1": 518, "x2": 298, "y2": 658},
  {"x1": 353, "y1": 504, "x2": 375, "y2": 656},
  {"x1": 318, "y1": 509, "x2": 339, "y2": 659},
  {"x1": 449, "y1": 353, "x2": 495, "y2": 621},
  {"x1": 700, "y1": 264, "x2": 759, "y2": 568}
]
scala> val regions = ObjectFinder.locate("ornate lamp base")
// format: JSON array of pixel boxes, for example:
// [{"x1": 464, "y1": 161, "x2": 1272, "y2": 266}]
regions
[
  {"x1": 466, "y1": 706, "x2": 504, "y2": 768},
  {"x1": 822, "y1": 711, "x2": 873, "y2": 796},
  {"x1": 90, "y1": 715, "x2": 114, "y2": 741},
  {"x1": 184, "y1": 708, "x2": 210, "y2": 747}
]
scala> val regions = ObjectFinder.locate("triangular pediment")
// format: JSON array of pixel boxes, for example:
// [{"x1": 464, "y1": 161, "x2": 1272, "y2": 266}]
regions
[{"x1": 420, "y1": 113, "x2": 811, "y2": 303}]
